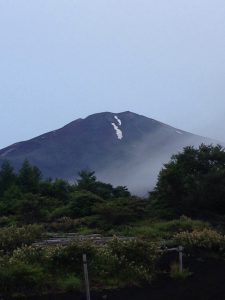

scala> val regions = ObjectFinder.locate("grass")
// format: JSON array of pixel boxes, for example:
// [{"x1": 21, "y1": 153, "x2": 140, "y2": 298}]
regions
[{"x1": 170, "y1": 262, "x2": 193, "y2": 281}]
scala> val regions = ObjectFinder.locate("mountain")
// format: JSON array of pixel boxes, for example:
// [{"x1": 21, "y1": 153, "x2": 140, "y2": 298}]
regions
[{"x1": 0, "y1": 111, "x2": 216, "y2": 194}]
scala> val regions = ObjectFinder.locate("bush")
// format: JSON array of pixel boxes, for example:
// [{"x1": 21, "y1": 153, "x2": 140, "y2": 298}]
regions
[
  {"x1": 11, "y1": 245, "x2": 47, "y2": 266},
  {"x1": 93, "y1": 198, "x2": 147, "y2": 227},
  {"x1": 6, "y1": 237, "x2": 161, "y2": 293},
  {"x1": 45, "y1": 241, "x2": 97, "y2": 274},
  {"x1": 10, "y1": 246, "x2": 81, "y2": 294},
  {"x1": 0, "y1": 224, "x2": 44, "y2": 253},
  {"x1": 117, "y1": 216, "x2": 210, "y2": 240},
  {"x1": 0, "y1": 215, "x2": 17, "y2": 226},
  {"x1": 173, "y1": 229, "x2": 225, "y2": 253},
  {"x1": 50, "y1": 206, "x2": 71, "y2": 220},
  {"x1": 154, "y1": 216, "x2": 210, "y2": 233},
  {"x1": 0, "y1": 260, "x2": 47, "y2": 296},
  {"x1": 11, "y1": 239, "x2": 160, "y2": 289},
  {"x1": 47, "y1": 217, "x2": 79, "y2": 232},
  {"x1": 105, "y1": 238, "x2": 160, "y2": 285},
  {"x1": 69, "y1": 191, "x2": 104, "y2": 218},
  {"x1": 58, "y1": 275, "x2": 81, "y2": 292}
]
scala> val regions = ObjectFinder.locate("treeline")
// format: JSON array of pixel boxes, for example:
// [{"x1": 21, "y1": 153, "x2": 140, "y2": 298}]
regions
[
  {"x1": 151, "y1": 144, "x2": 225, "y2": 219},
  {"x1": 0, "y1": 160, "x2": 147, "y2": 228},
  {"x1": 1, "y1": 144, "x2": 225, "y2": 229}
]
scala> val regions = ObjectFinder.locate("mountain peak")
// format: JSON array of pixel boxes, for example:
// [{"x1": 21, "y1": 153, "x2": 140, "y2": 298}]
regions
[
  {"x1": 84, "y1": 111, "x2": 144, "y2": 119},
  {"x1": 0, "y1": 111, "x2": 214, "y2": 194}
]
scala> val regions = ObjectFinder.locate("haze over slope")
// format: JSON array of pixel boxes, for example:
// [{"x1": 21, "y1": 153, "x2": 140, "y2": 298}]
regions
[{"x1": 0, "y1": 112, "x2": 215, "y2": 194}]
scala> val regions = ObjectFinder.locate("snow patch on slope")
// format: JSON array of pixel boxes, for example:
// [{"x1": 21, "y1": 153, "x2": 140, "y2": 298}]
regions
[
  {"x1": 111, "y1": 123, "x2": 123, "y2": 140},
  {"x1": 114, "y1": 115, "x2": 122, "y2": 126},
  {"x1": 176, "y1": 130, "x2": 183, "y2": 135}
]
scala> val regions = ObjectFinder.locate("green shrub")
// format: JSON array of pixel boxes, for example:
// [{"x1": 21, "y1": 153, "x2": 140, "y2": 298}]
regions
[
  {"x1": 47, "y1": 217, "x2": 79, "y2": 232},
  {"x1": 0, "y1": 224, "x2": 44, "y2": 253},
  {"x1": 154, "y1": 216, "x2": 210, "y2": 233},
  {"x1": 117, "y1": 216, "x2": 210, "y2": 240},
  {"x1": 11, "y1": 245, "x2": 47, "y2": 266},
  {"x1": 105, "y1": 238, "x2": 160, "y2": 285},
  {"x1": 0, "y1": 260, "x2": 47, "y2": 296},
  {"x1": 93, "y1": 198, "x2": 147, "y2": 227},
  {"x1": 45, "y1": 241, "x2": 97, "y2": 274},
  {"x1": 50, "y1": 206, "x2": 71, "y2": 220},
  {"x1": 58, "y1": 275, "x2": 81, "y2": 292},
  {"x1": 173, "y1": 229, "x2": 225, "y2": 253},
  {"x1": 69, "y1": 191, "x2": 104, "y2": 218},
  {"x1": 7, "y1": 238, "x2": 161, "y2": 292},
  {"x1": 0, "y1": 215, "x2": 17, "y2": 226}
]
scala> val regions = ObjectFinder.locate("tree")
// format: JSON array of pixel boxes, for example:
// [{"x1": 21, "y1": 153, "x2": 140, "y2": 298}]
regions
[
  {"x1": 0, "y1": 185, "x2": 22, "y2": 216},
  {"x1": 16, "y1": 193, "x2": 49, "y2": 223},
  {"x1": 18, "y1": 160, "x2": 42, "y2": 193},
  {"x1": 94, "y1": 197, "x2": 147, "y2": 226},
  {"x1": 76, "y1": 170, "x2": 130, "y2": 199},
  {"x1": 76, "y1": 170, "x2": 97, "y2": 192},
  {"x1": 113, "y1": 186, "x2": 131, "y2": 198},
  {"x1": 69, "y1": 191, "x2": 104, "y2": 217},
  {"x1": 151, "y1": 144, "x2": 225, "y2": 217},
  {"x1": 0, "y1": 161, "x2": 16, "y2": 196}
]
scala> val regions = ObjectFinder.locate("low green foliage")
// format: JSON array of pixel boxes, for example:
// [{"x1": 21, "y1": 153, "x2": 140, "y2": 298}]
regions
[
  {"x1": 10, "y1": 245, "x2": 47, "y2": 266},
  {"x1": 58, "y1": 275, "x2": 81, "y2": 292},
  {"x1": 6, "y1": 239, "x2": 160, "y2": 295},
  {"x1": 0, "y1": 224, "x2": 44, "y2": 253},
  {"x1": 106, "y1": 238, "x2": 159, "y2": 285},
  {"x1": 0, "y1": 260, "x2": 47, "y2": 297},
  {"x1": 173, "y1": 229, "x2": 225, "y2": 253},
  {"x1": 93, "y1": 197, "x2": 147, "y2": 227},
  {"x1": 46, "y1": 217, "x2": 79, "y2": 232},
  {"x1": 113, "y1": 216, "x2": 210, "y2": 240}
]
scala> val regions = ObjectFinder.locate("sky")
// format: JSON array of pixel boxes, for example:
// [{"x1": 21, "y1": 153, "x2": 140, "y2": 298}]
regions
[{"x1": 0, "y1": 0, "x2": 225, "y2": 149}]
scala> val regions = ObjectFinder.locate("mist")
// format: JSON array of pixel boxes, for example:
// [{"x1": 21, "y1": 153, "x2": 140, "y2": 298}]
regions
[{"x1": 96, "y1": 127, "x2": 217, "y2": 196}]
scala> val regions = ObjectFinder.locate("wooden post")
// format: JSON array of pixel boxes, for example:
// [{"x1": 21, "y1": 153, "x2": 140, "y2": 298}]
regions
[
  {"x1": 178, "y1": 246, "x2": 183, "y2": 273},
  {"x1": 83, "y1": 254, "x2": 91, "y2": 300}
]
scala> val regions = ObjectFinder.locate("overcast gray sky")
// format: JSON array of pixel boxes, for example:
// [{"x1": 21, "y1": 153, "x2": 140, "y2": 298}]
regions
[{"x1": 0, "y1": 0, "x2": 225, "y2": 149}]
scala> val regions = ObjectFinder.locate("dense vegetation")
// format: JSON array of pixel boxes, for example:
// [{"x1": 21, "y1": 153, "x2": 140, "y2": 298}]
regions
[
  {"x1": 151, "y1": 144, "x2": 225, "y2": 218},
  {"x1": 0, "y1": 235, "x2": 159, "y2": 297},
  {"x1": 0, "y1": 161, "x2": 137, "y2": 227},
  {"x1": 0, "y1": 144, "x2": 225, "y2": 297}
]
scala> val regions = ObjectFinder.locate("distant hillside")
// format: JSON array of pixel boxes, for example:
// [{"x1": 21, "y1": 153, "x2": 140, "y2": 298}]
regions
[{"x1": 0, "y1": 111, "x2": 216, "y2": 194}]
